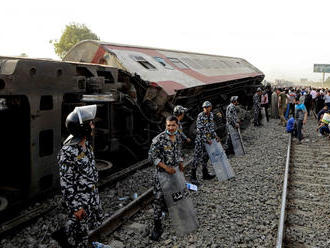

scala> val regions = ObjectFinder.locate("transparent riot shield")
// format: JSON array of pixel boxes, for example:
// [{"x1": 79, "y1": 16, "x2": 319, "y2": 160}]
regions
[
  {"x1": 205, "y1": 139, "x2": 235, "y2": 181},
  {"x1": 227, "y1": 125, "x2": 245, "y2": 156},
  {"x1": 158, "y1": 167, "x2": 198, "y2": 236},
  {"x1": 74, "y1": 105, "x2": 97, "y2": 124}
]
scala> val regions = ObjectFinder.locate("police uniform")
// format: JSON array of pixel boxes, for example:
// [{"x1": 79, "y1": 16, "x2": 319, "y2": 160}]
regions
[
  {"x1": 225, "y1": 103, "x2": 238, "y2": 153},
  {"x1": 178, "y1": 121, "x2": 189, "y2": 143},
  {"x1": 148, "y1": 131, "x2": 183, "y2": 222},
  {"x1": 253, "y1": 92, "x2": 261, "y2": 126},
  {"x1": 192, "y1": 111, "x2": 217, "y2": 170},
  {"x1": 57, "y1": 139, "x2": 103, "y2": 248}
]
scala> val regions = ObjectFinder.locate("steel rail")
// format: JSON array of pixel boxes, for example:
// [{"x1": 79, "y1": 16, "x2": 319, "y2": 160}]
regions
[
  {"x1": 88, "y1": 187, "x2": 153, "y2": 242},
  {"x1": 276, "y1": 134, "x2": 292, "y2": 248},
  {"x1": 0, "y1": 159, "x2": 151, "y2": 238}
]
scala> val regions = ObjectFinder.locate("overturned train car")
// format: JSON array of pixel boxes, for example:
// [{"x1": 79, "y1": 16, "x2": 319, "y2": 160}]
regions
[
  {"x1": 64, "y1": 41, "x2": 264, "y2": 134},
  {"x1": 0, "y1": 43, "x2": 263, "y2": 208}
]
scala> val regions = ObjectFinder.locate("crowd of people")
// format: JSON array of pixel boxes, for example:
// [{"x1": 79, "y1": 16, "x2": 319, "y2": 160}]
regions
[{"x1": 253, "y1": 84, "x2": 330, "y2": 144}]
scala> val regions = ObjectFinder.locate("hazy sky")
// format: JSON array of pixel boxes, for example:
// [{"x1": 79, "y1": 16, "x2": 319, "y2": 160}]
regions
[{"x1": 2, "y1": 0, "x2": 330, "y2": 82}]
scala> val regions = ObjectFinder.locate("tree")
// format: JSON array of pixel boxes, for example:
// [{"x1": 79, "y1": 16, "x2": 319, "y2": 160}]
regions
[{"x1": 51, "y1": 23, "x2": 100, "y2": 59}]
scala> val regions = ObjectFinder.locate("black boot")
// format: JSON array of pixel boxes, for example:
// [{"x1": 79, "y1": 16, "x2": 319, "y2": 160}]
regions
[
  {"x1": 202, "y1": 167, "x2": 215, "y2": 180},
  {"x1": 190, "y1": 168, "x2": 199, "y2": 185},
  {"x1": 150, "y1": 219, "x2": 163, "y2": 241},
  {"x1": 51, "y1": 227, "x2": 74, "y2": 248}
]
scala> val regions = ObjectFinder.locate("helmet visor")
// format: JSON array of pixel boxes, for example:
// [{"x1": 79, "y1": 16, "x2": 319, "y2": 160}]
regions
[{"x1": 74, "y1": 105, "x2": 97, "y2": 124}]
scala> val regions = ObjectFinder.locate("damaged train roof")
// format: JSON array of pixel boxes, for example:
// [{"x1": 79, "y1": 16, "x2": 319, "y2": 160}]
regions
[{"x1": 63, "y1": 40, "x2": 264, "y2": 95}]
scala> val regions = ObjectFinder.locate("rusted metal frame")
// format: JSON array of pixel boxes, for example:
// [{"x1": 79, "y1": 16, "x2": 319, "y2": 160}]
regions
[
  {"x1": 88, "y1": 188, "x2": 153, "y2": 242},
  {"x1": 276, "y1": 134, "x2": 292, "y2": 248}
]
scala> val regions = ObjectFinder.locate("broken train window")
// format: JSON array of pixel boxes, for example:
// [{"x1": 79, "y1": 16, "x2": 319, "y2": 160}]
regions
[
  {"x1": 153, "y1": 57, "x2": 173, "y2": 69},
  {"x1": 131, "y1": 56, "x2": 156, "y2": 70}
]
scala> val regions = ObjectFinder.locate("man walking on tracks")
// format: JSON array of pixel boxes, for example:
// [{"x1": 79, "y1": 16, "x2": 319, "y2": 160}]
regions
[
  {"x1": 148, "y1": 116, "x2": 198, "y2": 241},
  {"x1": 225, "y1": 96, "x2": 245, "y2": 156},
  {"x1": 53, "y1": 105, "x2": 104, "y2": 248},
  {"x1": 253, "y1": 88, "x2": 263, "y2": 126},
  {"x1": 191, "y1": 101, "x2": 218, "y2": 184}
]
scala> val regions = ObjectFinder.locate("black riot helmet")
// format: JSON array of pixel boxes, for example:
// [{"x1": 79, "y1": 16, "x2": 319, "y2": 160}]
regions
[{"x1": 65, "y1": 105, "x2": 97, "y2": 138}]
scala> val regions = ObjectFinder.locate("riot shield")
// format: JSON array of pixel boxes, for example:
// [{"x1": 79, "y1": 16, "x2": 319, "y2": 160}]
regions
[
  {"x1": 227, "y1": 125, "x2": 245, "y2": 156},
  {"x1": 158, "y1": 167, "x2": 198, "y2": 236},
  {"x1": 205, "y1": 139, "x2": 235, "y2": 181}
]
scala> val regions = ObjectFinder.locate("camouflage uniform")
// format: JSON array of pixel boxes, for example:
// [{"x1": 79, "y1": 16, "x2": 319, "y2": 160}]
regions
[
  {"x1": 192, "y1": 112, "x2": 217, "y2": 170},
  {"x1": 178, "y1": 121, "x2": 189, "y2": 143},
  {"x1": 253, "y1": 93, "x2": 261, "y2": 125},
  {"x1": 148, "y1": 131, "x2": 183, "y2": 221},
  {"x1": 225, "y1": 103, "x2": 238, "y2": 152},
  {"x1": 57, "y1": 141, "x2": 103, "y2": 248}
]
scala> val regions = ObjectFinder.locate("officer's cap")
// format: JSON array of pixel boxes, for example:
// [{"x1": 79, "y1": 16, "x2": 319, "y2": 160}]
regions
[
  {"x1": 230, "y1": 96, "x2": 238, "y2": 102},
  {"x1": 202, "y1": 101, "x2": 212, "y2": 108},
  {"x1": 173, "y1": 105, "x2": 187, "y2": 115},
  {"x1": 257, "y1": 87, "x2": 262, "y2": 92}
]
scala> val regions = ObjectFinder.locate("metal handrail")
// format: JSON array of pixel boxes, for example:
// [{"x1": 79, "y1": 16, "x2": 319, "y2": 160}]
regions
[{"x1": 276, "y1": 134, "x2": 292, "y2": 247}]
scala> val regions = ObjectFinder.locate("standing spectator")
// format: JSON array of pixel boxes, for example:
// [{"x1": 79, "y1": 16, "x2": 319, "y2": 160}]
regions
[
  {"x1": 304, "y1": 90, "x2": 312, "y2": 116},
  {"x1": 310, "y1": 88, "x2": 317, "y2": 112},
  {"x1": 294, "y1": 97, "x2": 308, "y2": 144},
  {"x1": 324, "y1": 91, "x2": 330, "y2": 109},
  {"x1": 277, "y1": 88, "x2": 287, "y2": 127},
  {"x1": 271, "y1": 88, "x2": 279, "y2": 119},
  {"x1": 253, "y1": 88, "x2": 263, "y2": 126},
  {"x1": 315, "y1": 90, "x2": 325, "y2": 114},
  {"x1": 288, "y1": 89, "x2": 296, "y2": 118},
  {"x1": 261, "y1": 91, "x2": 269, "y2": 122}
]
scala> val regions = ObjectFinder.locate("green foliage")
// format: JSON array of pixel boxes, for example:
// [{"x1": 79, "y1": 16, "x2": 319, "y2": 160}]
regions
[{"x1": 51, "y1": 23, "x2": 99, "y2": 59}]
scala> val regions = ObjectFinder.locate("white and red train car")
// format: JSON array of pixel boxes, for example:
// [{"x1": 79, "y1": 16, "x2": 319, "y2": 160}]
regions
[{"x1": 64, "y1": 40, "x2": 264, "y2": 137}]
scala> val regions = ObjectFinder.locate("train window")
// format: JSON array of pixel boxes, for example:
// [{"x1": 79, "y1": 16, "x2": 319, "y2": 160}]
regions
[
  {"x1": 40, "y1": 95, "x2": 53, "y2": 110},
  {"x1": 131, "y1": 56, "x2": 156, "y2": 70},
  {"x1": 153, "y1": 57, "x2": 173, "y2": 69},
  {"x1": 39, "y1": 130, "x2": 53, "y2": 157},
  {"x1": 167, "y1": 58, "x2": 190, "y2": 69}
]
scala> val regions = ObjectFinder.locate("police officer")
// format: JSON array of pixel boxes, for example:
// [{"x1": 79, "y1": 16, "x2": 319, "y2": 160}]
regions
[
  {"x1": 226, "y1": 96, "x2": 240, "y2": 155},
  {"x1": 148, "y1": 115, "x2": 184, "y2": 241},
  {"x1": 191, "y1": 101, "x2": 218, "y2": 184},
  {"x1": 53, "y1": 105, "x2": 104, "y2": 248},
  {"x1": 173, "y1": 105, "x2": 191, "y2": 144},
  {"x1": 253, "y1": 88, "x2": 263, "y2": 126}
]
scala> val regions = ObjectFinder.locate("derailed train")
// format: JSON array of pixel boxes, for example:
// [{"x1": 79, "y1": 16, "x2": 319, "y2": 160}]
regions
[{"x1": 0, "y1": 41, "x2": 263, "y2": 209}]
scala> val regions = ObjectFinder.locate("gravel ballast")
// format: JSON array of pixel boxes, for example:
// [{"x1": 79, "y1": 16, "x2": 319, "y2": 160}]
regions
[{"x1": 1, "y1": 118, "x2": 289, "y2": 248}]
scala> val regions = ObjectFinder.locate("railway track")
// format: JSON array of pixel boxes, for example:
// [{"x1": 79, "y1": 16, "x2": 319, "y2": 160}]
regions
[
  {"x1": 0, "y1": 159, "x2": 151, "y2": 238},
  {"x1": 276, "y1": 128, "x2": 330, "y2": 247}
]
